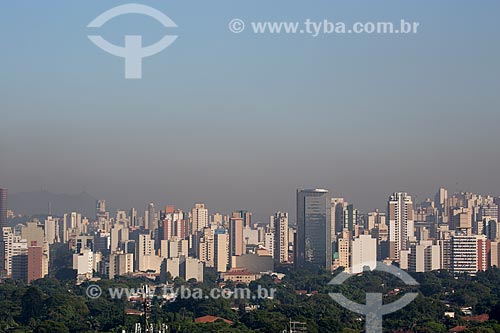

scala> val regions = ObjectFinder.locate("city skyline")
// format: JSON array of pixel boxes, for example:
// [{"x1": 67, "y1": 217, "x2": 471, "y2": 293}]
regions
[
  {"x1": 2, "y1": 183, "x2": 500, "y2": 331},
  {"x1": 1, "y1": 1, "x2": 500, "y2": 223},
  {"x1": 4, "y1": 185, "x2": 500, "y2": 278},
  {"x1": 3, "y1": 184, "x2": 500, "y2": 224}
]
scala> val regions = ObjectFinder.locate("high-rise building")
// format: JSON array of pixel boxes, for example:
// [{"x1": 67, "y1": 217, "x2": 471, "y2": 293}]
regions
[
  {"x1": 129, "y1": 208, "x2": 137, "y2": 227},
  {"x1": 351, "y1": 235, "x2": 377, "y2": 273},
  {"x1": 73, "y1": 247, "x2": 94, "y2": 280},
  {"x1": 176, "y1": 212, "x2": 188, "y2": 239},
  {"x1": 192, "y1": 203, "x2": 209, "y2": 232},
  {"x1": 229, "y1": 217, "x2": 244, "y2": 257},
  {"x1": 264, "y1": 231, "x2": 274, "y2": 258},
  {"x1": 487, "y1": 220, "x2": 499, "y2": 241},
  {"x1": 96, "y1": 199, "x2": 106, "y2": 215},
  {"x1": 407, "y1": 240, "x2": 441, "y2": 273},
  {"x1": 1, "y1": 228, "x2": 28, "y2": 276},
  {"x1": 181, "y1": 257, "x2": 204, "y2": 282},
  {"x1": 435, "y1": 188, "x2": 449, "y2": 223},
  {"x1": 296, "y1": 189, "x2": 332, "y2": 270},
  {"x1": 214, "y1": 229, "x2": 229, "y2": 273},
  {"x1": 198, "y1": 227, "x2": 214, "y2": 267},
  {"x1": 94, "y1": 232, "x2": 110, "y2": 254},
  {"x1": 336, "y1": 230, "x2": 350, "y2": 269},
  {"x1": 44, "y1": 216, "x2": 58, "y2": 245},
  {"x1": 243, "y1": 228, "x2": 259, "y2": 246},
  {"x1": 366, "y1": 212, "x2": 377, "y2": 232},
  {"x1": 331, "y1": 198, "x2": 346, "y2": 237},
  {"x1": 11, "y1": 243, "x2": 49, "y2": 283},
  {"x1": 21, "y1": 222, "x2": 45, "y2": 247},
  {"x1": 110, "y1": 224, "x2": 128, "y2": 252},
  {"x1": 233, "y1": 211, "x2": 252, "y2": 229},
  {"x1": 147, "y1": 203, "x2": 157, "y2": 231},
  {"x1": 451, "y1": 233, "x2": 487, "y2": 275},
  {"x1": 343, "y1": 204, "x2": 358, "y2": 232},
  {"x1": 388, "y1": 192, "x2": 415, "y2": 261},
  {"x1": 160, "y1": 209, "x2": 186, "y2": 240},
  {"x1": 11, "y1": 254, "x2": 28, "y2": 282},
  {"x1": 27, "y1": 246, "x2": 45, "y2": 283},
  {"x1": 212, "y1": 213, "x2": 223, "y2": 227},
  {"x1": 367, "y1": 210, "x2": 387, "y2": 237},
  {"x1": 65, "y1": 212, "x2": 82, "y2": 233},
  {"x1": 165, "y1": 257, "x2": 181, "y2": 279},
  {"x1": 165, "y1": 238, "x2": 188, "y2": 259},
  {"x1": 116, "y1": 210, "x2": 128, "y2": 225},
  {"x1": 137, "y1": 233, "x2": 155, "y2": 271},
  {"x1": 0, "y1": 228, "x2": 11, "y2": 275},
  {"x1": 451, "y1": 208, "x2": 472, "y2": 231},
  {"x1": 437, "y1": 226, "x2": 453, "y2": 270},
  {"x1": 0, "y1": 188, "x2": 7, "y2": 228},
  {"x1": 95, "y1": 200, "x2": 109, "y2": 227},
  {"x1": 494, "y1": 198, "x2": 500, "y2": 224},
  {"x1": 159, "y1": 218, "x2": 172, "y2": 242},
  {"x1": 75, "y1": 235, "x2": 94, "y2": 254},
  {"x1": 273, "y1": 211, "x2": 289, "y2": 263},
  {"x1": 480, "y1": 204, "x2": 499, "y2": 240},
  {"x1": 490, "y1": 241, "x2": 500, "y2": 268},
  {"x1": 109, "y1": 250, "x2": 134, "y2": 278}
]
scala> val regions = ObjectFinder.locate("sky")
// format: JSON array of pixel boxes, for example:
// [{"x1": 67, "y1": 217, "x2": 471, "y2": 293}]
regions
[{"x1": 1, "y1": 0, "x2": 499, "y2": 222}]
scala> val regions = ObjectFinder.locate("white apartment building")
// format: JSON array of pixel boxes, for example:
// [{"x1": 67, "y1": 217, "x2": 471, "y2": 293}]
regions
[
  {"x1": 351, "y1": 235, "x2": 377, "y2": 273},
  {"x1": 273, "y1": 211, "x2": 289, "y2": 263},
  {"x1": 451, "y1": 233, "x2": 487, "y2": 275}
]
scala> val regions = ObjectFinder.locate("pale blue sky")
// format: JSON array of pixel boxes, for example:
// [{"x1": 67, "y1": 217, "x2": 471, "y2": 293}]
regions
[{"x1": 1, "y1": 0, "x2": 499, "y2": 221}]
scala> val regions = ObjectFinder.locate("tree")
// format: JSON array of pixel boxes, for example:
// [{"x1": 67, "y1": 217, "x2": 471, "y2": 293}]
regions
[
  {"x1": 20, "y1": 286, "x2": 45, "y2": 324},
  {"x1": 34, "y1": 320, "x2": 69, "y2": 333}
]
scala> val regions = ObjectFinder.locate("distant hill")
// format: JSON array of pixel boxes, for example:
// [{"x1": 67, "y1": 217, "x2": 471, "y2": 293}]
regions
[{"x1": 8, "y1": 191, "x2": 97, "y2": 218}]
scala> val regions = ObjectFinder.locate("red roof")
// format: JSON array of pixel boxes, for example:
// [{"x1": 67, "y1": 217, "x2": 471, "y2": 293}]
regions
[
  {"x1": 449, "y1": 326, "x2": 466, "y2": 332},
  {"x1": 124, "y1": 309, "x2": 144, "y2": 316},
  {"x1": 195, "y1": 315, "x2": 233, "y2": 325},
  {"x1": 463, "y1": 314, "x2": 489, "y2": 322}
]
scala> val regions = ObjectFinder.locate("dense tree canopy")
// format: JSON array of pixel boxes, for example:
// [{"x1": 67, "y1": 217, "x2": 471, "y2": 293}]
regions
[{"x1": 2, "y1": 267, "x2": 500, "y2": 332}]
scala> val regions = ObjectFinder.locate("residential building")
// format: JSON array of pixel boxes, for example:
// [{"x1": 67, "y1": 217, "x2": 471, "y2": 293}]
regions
[
  {"x1": 273, "y1": 211, "x2": 289, "y2": 263},
  {"x1": 388, "y1": 192, "x2": 415, "y2": 260},
  {"x1": 351, "y1": 235, "x2": 377, "y2": 273}
]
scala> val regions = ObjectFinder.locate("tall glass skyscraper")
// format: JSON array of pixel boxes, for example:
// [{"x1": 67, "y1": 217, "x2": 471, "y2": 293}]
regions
[
  {"x1": 296, "y1": 189, "x2": 332, "y2": 270},
  {"x1": 0, "y1": 188, "x2": 7, "y2": 228}
]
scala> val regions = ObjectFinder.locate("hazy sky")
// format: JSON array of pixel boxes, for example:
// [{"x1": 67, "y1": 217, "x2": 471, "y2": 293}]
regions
[{"x1": 1, "y1": 0, "x2": 499, "y2": 222}]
